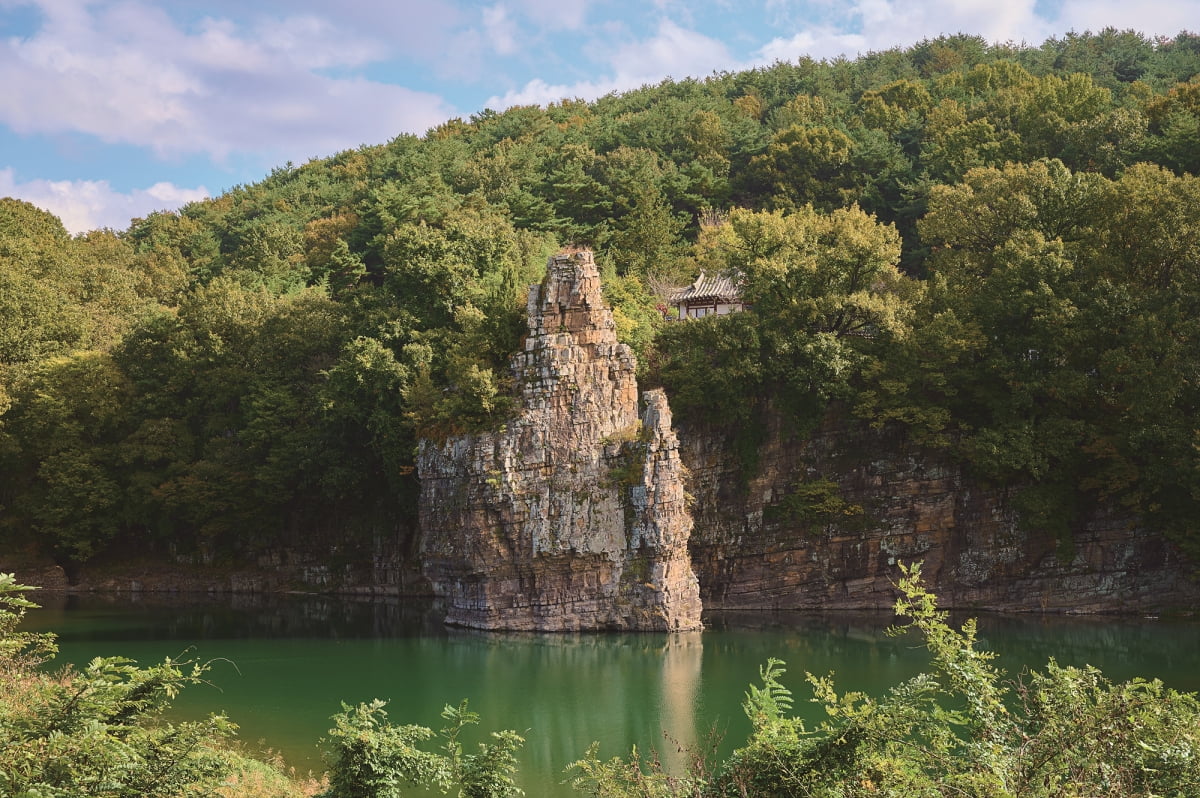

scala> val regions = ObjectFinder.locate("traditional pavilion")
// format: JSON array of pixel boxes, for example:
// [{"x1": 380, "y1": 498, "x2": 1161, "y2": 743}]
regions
[{"x1": 670, "y1": 271, "x2": 745, "y2": 319}]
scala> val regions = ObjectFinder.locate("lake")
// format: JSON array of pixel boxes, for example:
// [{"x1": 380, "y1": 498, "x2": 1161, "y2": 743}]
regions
[{"x1": 20, "y1": 591, "x2": 1200, "y2": 796}]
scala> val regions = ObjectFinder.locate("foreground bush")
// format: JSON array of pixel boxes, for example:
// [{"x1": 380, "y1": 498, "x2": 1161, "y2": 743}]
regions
[
  {"x1": 320, "y1": 699, "x2": 523, "y2": 798},
  {"x1": 1, "y1": 575, "x2": 225, "y2": 794},
  {"x1": 0, "y1": 572, "x2": 322, "y2": 797}
]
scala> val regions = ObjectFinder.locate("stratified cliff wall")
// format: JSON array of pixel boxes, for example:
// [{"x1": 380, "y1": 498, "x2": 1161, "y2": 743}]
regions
[
  {"x1": 682, "y1": 410, "x2": 1200, "y2": 613},
  {"x1": 417, "y1": 251, "x2": 702, "y2": 631}
]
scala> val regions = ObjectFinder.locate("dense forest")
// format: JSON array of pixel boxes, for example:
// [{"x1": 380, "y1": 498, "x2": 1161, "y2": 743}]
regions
[{"x1": 3, "y1": 29, "x2": 1200, "y2": 572}]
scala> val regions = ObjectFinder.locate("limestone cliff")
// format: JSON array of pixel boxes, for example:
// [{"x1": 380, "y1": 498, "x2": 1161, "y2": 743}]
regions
[
  {"x1": 682, "y1": 410, "x2": 1200, "y2": 614},
  {"x1": 417, "y1": 251, "x2": 702, "y2": 631}
]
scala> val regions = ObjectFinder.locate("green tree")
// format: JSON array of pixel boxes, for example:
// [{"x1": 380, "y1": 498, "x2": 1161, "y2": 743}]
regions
[
  {"x1": 3, "y1": 352, "x2": 134, "y2": 564},
  {"x1": 0, "y1": 262, "x2": 86, "y2": 376},
  {"x1": 1145, "y1": 80, "x2": 1200, "y2": 174},
  {"x1": 603, "y1": 183, "x2": 685, "y2": 278},
  {"x1": 649, "y1": 311, "x2": 762, "y2": 428},
  {"x1": 747, "y1": 125, "x2": 857, "y2": 210},
  {"x1": 908, "y1": 159, "x2": 1200, "y2": 550},
  {"x1": 919, "y1": 99, "x2": 1021, "y2": 182},
  {"x1": 714, "y1": 206, "x2": 916, "y2": 428}
]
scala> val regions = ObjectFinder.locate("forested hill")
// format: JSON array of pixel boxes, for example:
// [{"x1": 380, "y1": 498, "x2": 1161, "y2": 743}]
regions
[{"x1": 3, "y1": 29, "x2": 1200, "y2": 571}]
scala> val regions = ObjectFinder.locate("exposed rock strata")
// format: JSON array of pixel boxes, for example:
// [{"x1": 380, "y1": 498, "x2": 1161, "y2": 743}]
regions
[
  {"x1": 682, "y1": 411, "x2": 1200, "y2": 614},
  {"x1": 417, "y1": 251, "x2": 702, "y2": 631}
]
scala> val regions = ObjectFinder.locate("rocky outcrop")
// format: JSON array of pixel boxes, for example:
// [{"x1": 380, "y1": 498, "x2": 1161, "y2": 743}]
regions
[
  {"x1": 417, "y1": 251, "x2": 702, "y2": 631},
  {"x1": 682, "y1": 410, "x2": 1200, "y2": 614}
]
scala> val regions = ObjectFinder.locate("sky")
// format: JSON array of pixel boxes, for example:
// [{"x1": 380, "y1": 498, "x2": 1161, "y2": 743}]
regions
[{"x1": 0, "y1": 0, "x2": 1197, "y2": 234}]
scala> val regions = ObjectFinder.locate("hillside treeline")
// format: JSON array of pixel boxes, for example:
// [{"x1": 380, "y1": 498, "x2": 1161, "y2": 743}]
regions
[{"x1": 3, "y1": 29, "x2": 1200, "y2": 569}]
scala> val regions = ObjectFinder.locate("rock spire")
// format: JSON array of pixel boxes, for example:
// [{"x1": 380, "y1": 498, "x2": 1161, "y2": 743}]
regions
[{"x1": 418, "y1": 250, "x2": 703, "y2": 631}]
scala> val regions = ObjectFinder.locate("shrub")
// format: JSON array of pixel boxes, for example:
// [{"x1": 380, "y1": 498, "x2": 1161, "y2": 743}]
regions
[
  {"x1": 0, "y1": 572, "x2": 311, "y2": 798},
  {"x1": 573, "y1": 562, "x2": 1200, "y2": 797},
  {"x1": 321, "y1": 699, "x2": 524, "y2": 798}
]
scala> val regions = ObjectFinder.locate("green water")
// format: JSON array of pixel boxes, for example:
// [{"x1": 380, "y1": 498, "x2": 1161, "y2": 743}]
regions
[{"x1": 21, "y1": 593, "x2": 1200, "y2": 796}]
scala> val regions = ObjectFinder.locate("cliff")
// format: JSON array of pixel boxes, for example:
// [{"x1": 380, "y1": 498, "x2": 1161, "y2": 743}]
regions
[
  {"x1": 417, "y1": 251, "x2": 702, "y2": 631},
  {"x1": 682, "y1": 409, "x2": 1200, "y2": 614}
]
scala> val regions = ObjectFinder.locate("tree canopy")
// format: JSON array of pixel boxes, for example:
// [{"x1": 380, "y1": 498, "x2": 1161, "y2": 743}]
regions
[{"x1": 4, "y1": 28, "x2": 1200, "y2": 566}]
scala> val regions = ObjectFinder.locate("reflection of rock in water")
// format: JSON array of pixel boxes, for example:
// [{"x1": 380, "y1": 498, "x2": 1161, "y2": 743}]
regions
[
  {"x1": 438, "y1": 630, "x2": 704, "y2": 789},
  {"x1": 658, "y1": 631, "x2": 703, "y2": 775}
]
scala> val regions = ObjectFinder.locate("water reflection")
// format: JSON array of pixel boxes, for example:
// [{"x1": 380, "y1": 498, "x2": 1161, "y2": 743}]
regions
[
  {"x1": 428, "y1": 629, "x2": 703, "y2": 779},
  {"x1": 659, "y1": 632, "x2": 702, "y2": 773},
  {"x1": 26, "y1": 590, "x2": 448, "y2": 640}
]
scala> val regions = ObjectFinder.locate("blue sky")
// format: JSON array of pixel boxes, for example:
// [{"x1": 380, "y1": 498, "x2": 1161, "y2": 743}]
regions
[{"x1": 1, "y1": 0, "x2": 1197, "y2": 233}]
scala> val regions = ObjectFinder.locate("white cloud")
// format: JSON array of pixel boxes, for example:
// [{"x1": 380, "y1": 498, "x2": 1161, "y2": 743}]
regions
[
  {"x1": 0, "y1": 168, "x2": 209, "y2": 234},
  {"x1": 511, "y1": 0, "x2": 590, "y2": 30},
  {"x1": 483, "y1": 4, "x2": 519, "y2": 55},
  {"x1": 754, "y1": 0, "x2": 1199, "y2": 63},
  {"x1": 254, "y1": 0, "x2": 467, "y2": 62},
  {"x1": 486, "y1": 18, "x2": 739, "y2": 108},
  {"x1": 757, "y1": 28, "x2": 869, "y2": 62},
  {"x1": 609, "y1": 18, "x2": 737, "y2": 78},
  {"x1": 1056, "y1": 0, "x2": 1200, "y2": 37},
  {"x1": 255, "y1": 14, "x2": 385, "y2": 69},
  {"x1": 755, "y1": 0, "x2": 1047, "y2": 61},
  {"x1": 0, "y1": 0, "x2": 456, "y2": 163},
  {"x1": 488, "y1": 76, "x2": 620, "y2": 107}
]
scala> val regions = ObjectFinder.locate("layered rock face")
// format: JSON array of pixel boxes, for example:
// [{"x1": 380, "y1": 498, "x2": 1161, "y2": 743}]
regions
[
  {"x1": 682, "y1": 412, "x2": 1200, "y2": 613},
  {"x1": 418, "y1": 251, "x2": 702, "y2": 631}
]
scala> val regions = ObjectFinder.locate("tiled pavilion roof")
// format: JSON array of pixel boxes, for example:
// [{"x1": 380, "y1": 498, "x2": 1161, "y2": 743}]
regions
[{"x1": 670, "y1": 271, "x2": 741, "y2": 304}]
